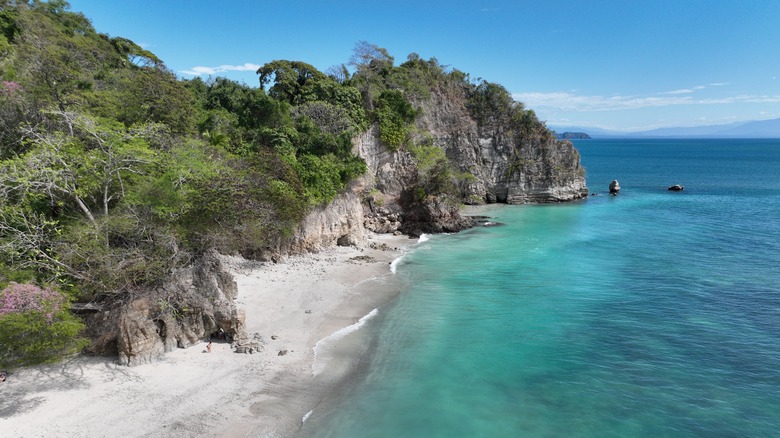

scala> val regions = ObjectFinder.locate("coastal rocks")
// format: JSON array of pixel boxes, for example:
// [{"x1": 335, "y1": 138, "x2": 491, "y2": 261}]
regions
[
  {"x1": 363, "y1": 212, "x2": 402, "y2": 233},
  {"x1": 609, "y1": 180, "x2": 621, "y2": 194},
  {"x1": 83, "y1": 250, "x2": 244, "y2": 366},
  {"x1": 668, "y1": 184, "x2": 684, "y2": 191},
  {"x1": 398, "y1": 192, "x2": 475, "y2": 237}
]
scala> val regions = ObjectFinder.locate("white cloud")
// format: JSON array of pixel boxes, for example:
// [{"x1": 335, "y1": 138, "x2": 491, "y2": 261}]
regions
[
  {"x1": 659, "y1": 83, "x2": 727, "y2": 95},
  {"x1": 660, "y1": 89, "x2": 695, "y2": 95},
  {"x1": 180, "y1": 63, "x2": 262, "y2": 76}
]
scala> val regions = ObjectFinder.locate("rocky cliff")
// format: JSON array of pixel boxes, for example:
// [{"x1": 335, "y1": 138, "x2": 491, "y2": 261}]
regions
[
  {"x1": 414, "y1": 84, "x2": 588, "y2": 205},
  {"x1": 83, "y1": 78, "x2": 588, "y2": 365},
  {"x1": 357, "y1": 80, "x2": 588, "y2": 237}
]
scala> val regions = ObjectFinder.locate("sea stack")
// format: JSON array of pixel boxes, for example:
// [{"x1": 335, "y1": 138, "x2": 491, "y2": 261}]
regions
[{"x1": 609, "y1": 180, "x2": 621, "y2": 195}]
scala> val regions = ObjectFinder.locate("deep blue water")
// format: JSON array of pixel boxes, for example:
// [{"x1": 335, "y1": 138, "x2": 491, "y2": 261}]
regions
[{"x1": 303, "y1": 139, "x2": 780, "y2": 437}]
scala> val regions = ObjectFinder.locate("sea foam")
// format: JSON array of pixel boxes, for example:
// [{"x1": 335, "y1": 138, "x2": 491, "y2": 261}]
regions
[
  {"x1": 312, "y1": 308, "x2": 379, "y2": 375},
  {"x1": 389, "y1": 255, "x2": 404, "y2": 274}
]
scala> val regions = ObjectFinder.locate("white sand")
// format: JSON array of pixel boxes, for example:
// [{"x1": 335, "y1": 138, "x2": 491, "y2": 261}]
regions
[{"x1": 0, "y1": 233, "x2": 414, "y2": 437}]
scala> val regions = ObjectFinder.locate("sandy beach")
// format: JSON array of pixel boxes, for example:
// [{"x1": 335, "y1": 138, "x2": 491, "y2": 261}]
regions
[{"x1": 0, "y1": 232, "x2": 414, "y2": 437}]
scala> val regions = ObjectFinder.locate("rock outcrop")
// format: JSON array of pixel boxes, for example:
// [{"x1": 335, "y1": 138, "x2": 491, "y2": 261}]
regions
[
  {"x1": 83, "y1": 250, "x2": 243, "y2": 366},
  {"x1": 668, "y1": 184, "x2": 684, "y2": 191},
  {"x1": 609, "y1": 180, "x2": 621, "y2": 194},
  {"x1": 274, "y1": 186, "x2": 368, "y2": 258}
]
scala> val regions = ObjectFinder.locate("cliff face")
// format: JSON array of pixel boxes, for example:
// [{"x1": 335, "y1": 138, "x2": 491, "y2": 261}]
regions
[{"x1": 414, "y1": 85, "x2": 588, "y2": 205}]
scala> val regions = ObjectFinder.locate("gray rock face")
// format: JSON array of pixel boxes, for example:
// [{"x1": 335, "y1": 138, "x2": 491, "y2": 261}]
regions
[
  {"x1": 281, "y1": 186, "x2": 367, "y2": 255},
  {"x1": 414, "y1": 88, "x2": 588, "y2": 205}
]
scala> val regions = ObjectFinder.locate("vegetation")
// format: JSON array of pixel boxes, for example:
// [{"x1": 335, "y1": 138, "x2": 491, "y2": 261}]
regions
[
  {"x1": 0, "y1": 2, "x2": 557, "y2": 366},
  {"x1": 0, "y1": 282, "x2": 87, "y2": 369}
]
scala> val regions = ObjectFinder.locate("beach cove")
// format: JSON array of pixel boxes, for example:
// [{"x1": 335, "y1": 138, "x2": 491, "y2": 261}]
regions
[{"x1": 0, "y1": 233, "x2": 413, "y2": 437}]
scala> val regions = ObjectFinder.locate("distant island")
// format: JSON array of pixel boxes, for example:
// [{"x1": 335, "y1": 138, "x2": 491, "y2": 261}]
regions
[{"x1": 556, "y1": 132, "x2": 592, "y2": 140}]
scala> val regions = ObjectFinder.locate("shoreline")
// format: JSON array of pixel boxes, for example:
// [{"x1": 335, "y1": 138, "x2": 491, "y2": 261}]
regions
[{"x1": 0, "y1": 232, "x2": 414, "y2": 437}]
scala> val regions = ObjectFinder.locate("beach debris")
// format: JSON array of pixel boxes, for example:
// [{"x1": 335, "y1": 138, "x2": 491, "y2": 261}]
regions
[
  {"x1": 278, "y1": 350, "x2": 288, "y2": 356},
  {"x1": 609, "y1": 180, "x2": 621, "y2": 195},
  {"x1": 349, "y1": 255, "x2": 376, "y2": 263},
  {"x1": 668, "y1": 184, "x2": 684, "y2": 191}
]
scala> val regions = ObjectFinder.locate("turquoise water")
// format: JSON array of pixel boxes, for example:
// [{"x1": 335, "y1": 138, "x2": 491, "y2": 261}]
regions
[{"x1": 303, "y1": 139, "x2": 780, "y2": 437}]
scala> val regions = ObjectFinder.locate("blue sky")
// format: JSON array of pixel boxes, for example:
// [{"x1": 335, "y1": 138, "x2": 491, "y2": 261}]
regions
[{"x1": 68, "y1": 0, "x2": 780, "y2": 131}]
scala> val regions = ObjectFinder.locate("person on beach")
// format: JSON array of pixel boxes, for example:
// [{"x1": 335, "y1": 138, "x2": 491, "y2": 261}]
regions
[{"x1": 206, "y1": 341, "x2": 212, "y2": 353}]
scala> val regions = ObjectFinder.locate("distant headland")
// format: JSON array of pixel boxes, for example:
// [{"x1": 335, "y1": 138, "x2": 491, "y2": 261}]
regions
[{"x1": 550, "y1": 117, "x2": 780, "y2": 138}]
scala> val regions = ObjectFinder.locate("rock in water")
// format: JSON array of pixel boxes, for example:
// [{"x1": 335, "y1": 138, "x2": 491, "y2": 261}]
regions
[
  {"x1": 609, "y1": 180, "x2": 621, "y2": 194},
  {"x1": 668, "y1": 184, "x2": 684, "y2": 191}
]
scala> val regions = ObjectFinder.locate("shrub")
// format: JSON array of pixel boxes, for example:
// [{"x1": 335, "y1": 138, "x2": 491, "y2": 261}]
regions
[
  {"x1": 375, "y1": 90, "x2": 419, "y2": 150},
  {"x1": 0, "y1": 283, "x2": 87, "y2": 370}
]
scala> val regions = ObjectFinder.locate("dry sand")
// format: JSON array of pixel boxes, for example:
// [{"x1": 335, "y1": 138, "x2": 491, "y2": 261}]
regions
[{"x1": 0, "y1": 233, "x2": 414, "y2": 437}]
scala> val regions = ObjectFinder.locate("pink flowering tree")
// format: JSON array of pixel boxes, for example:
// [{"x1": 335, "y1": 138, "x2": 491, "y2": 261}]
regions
[{"x1": 0, "y1": 283, "x2": 87, "y2": 370}]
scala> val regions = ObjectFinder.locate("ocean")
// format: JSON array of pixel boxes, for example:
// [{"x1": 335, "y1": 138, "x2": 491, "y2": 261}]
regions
[{"x1": 302, "y1": 139, "x2": 780, "y2": 437}]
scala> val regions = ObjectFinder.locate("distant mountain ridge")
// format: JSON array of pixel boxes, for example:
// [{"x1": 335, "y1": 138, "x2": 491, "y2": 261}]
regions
[{"x1": 550, "y1": 117, "x2": 780, "y2": 138}]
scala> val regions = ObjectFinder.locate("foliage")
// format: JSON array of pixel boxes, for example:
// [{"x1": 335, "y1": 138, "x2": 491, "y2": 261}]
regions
[
  {"x1": 0, "y1": 282, "x2": 87, "y2": 370},
  {"x1": 348, "y1": 41, "x2": 394, "y2": 109},
  {"x1": 467, "y1": 81, "x2": 518, "y2": 128},
  {"x1": 374, "y1": 90, "x2": 418, "y2": 149},
  {"x1": 408, "y1": 140, "x2": 456, "y2": 198},
  {"x1": 257, "y1": 60, "x2": 327, "y2": 105}
]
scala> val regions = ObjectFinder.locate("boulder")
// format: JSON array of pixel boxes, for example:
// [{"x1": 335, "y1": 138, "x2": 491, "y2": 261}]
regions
[
  {"x1": 609, "y1": 180, "x2": 621, "y2": 194},
  {"x1": 668, "y1": 184, "x2": 684, "y2": 191}
]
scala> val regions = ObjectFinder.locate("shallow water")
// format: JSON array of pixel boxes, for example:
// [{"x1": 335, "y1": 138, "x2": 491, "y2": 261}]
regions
[{"x1": 302, "y1": 139, "x2": 780, "y2": 437}]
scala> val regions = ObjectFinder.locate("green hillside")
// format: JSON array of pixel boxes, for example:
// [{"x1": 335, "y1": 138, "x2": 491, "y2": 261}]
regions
[{"x1": 0, "y1": 1, "x2": 555, "y2": 369}]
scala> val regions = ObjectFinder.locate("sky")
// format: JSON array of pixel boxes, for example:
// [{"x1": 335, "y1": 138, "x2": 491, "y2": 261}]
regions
[{"x1": 67, "y1": 0, "x2": 780, "y2": 132}]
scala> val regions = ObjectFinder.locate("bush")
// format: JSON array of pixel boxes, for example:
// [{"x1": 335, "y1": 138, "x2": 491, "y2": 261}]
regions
[
  {"x1": 375, "y1": 90, "x2": 419, "y2": 150},
  {"x1": 0, "y1": 283, "x2": 87, "y2": 370}
]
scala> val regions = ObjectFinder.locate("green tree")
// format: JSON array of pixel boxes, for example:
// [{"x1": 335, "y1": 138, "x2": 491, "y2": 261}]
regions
[
  {"x1": 374, "y1": 89, "x2": 418, "y2": 149},
  {"x1": 257, "y1": 60, "x2": 327, "y2": 105}
]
